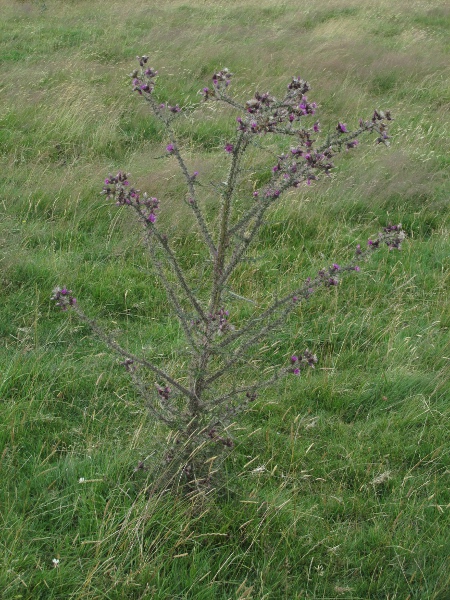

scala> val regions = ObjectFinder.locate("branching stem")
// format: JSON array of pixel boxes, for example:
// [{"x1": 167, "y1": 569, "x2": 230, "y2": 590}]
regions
[{"x1": 73, "y1": 306, "x2": 195, "y2": 400}]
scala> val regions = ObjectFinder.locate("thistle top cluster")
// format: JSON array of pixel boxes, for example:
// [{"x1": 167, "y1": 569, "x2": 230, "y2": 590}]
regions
[
  {"x1": 200, "y1": 67, "x2": 391, "y2": 197},
  {"x1": 290, "y1": 350, "x2": 318, "y2": 375},
  {"x1": 128, "y1": 55, "x2": 392, "y2": 200},
  {"x1": 369, "y1": 223, "x2": 405, "y2": 250},
  {"x1": 51, "y1": 287, "x2": 76, "y2": 311},
  {"x1": 234, "y1": 78, "x2": 317, "y2": 135},
  {"x1": 130, "y1": 55, "x2": 158, "y2": 95},
  {"x1": 101, "y1": 172, "x2": 160, "y2": 223}
]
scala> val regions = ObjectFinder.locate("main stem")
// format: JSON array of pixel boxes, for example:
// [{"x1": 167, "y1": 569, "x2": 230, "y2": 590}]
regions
[
  {"x1": 189, "y1": 132, "x2": 248, "y2": 421},
  {"x1": 210, "y1": 131, "x2": 247, "y2": 312}
]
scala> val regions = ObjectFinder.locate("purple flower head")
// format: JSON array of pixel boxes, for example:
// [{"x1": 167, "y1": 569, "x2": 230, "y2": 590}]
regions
[
  {"x1": 246, "y1": 391, "x2": 257, "y2": 402},
  {"x1": 384, "y1": 223, "x2": 401, "y2": 232},
  {"x1": 253, "y1": 190, "x2": 259, "y2": 198},
  {"x1": 332, "y1": 263, "x2": 341, "y2": 271},
  {"x1": 313, "y1": 121, "x2": 320, "y2": 132},
  {"x1": 201, "y1": 87, "x2": 215, "y2": 101},
  {"x1": 354, "y1": 265, "x2": 361, "y2": 272},
  {"x1": 336, "y1": 122, "x2": 348, "y2": 133},
  {"x1": 148, "y1": 213, "x2": 156, "y2": 223},
  {"x1": 166, "y1": 144, "x2": 174, "y2": 153},
  {"x1": 373, "y1": 110, "x2": 382, "y2": 121},
  {"x1": 288, "y1": 76, "x2": 310, "y2": 93},
  {"x1": 157, "y1": 385, "x2": 171, "y2": 400},
  {"x1": 293, "y1": 368, "x2": 301, "y2": 376},
  {"x1": 291, "y1": 355, "x2": 298, "y2": 363},
  {"x1": 224, "y1": 143, "x2": 234, "y2": 153},
  {"x1": 51, "y1": 286, "x2": 77, "y2": 311}
]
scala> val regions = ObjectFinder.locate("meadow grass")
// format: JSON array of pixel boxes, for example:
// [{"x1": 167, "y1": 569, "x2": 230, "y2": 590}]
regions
[{"x1": 0, "y1": 0, "x2": 449, "y2": 598}]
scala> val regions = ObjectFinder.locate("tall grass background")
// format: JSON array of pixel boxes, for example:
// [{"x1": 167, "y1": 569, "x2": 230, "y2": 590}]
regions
[{"x1": 0, "y1": 0, "x2": 449, "y2": 598}]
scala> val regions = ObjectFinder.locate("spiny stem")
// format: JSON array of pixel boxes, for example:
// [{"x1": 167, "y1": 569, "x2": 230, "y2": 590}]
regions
[
  {"x1": 210, "y1": 131, "x2": 249, "y2": 313},
  {"x1": 216, "y1": 230, "x2": 402, "y2": 352},
  {"x1": 135, "y1": 209, "x2": 200, "y2": 353},
  {"x1": 74, "y1": 306, "x2": 195, "y2": 400},
  {"x1": 144, "y1": 94, "x2": 217, "y2": 259},
  {"x1": 136, "y1": 207, "x2": 208, "y2": 324}
]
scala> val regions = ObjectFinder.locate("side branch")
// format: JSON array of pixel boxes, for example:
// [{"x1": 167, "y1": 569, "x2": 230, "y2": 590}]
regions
[
  {"x1": 203, "y1": 304, "x2": 294, "y2": 388},
  {"x1": 220, "y1": 172, "x2": 304, "y2": 289},
  {"x1": 134, "y1": 206, "x2": 208, "y2": 325},
  {"x1": 206, "y1": 228, "x2": 405, "y2": 385},
  {"x1": 144, "y1": 94, "x2": 218, "y2": 259},
  {"x1": 229, "y1": 121, "x2": 387, "y2": 241},
  {"x1": 135, "y1": 210, "x2": 200, "y2": 351},
  {"x1": 73, "y1": 306, "x2": 195, "y2": 400},
  {"x1": 210, "y1": 365, "x2": 288, "y2": 413},
  {"x1": 127, "y1": 367, "x2": 178, "y2": 427}
]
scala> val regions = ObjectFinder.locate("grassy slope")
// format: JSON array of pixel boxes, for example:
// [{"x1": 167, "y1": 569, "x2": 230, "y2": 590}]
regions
[{"x1": 0, "y1": 0, "x2": 449, "y2": 598}]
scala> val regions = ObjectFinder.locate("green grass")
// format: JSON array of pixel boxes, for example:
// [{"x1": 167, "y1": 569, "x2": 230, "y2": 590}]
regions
[{"x1": 1, "y1": 0, "x2": 449, "y2": 598}]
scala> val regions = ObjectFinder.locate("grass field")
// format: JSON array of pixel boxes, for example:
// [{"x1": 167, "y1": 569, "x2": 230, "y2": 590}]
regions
[{"x1": 0, "y1": 0, "x2": 449, "y2": 598}]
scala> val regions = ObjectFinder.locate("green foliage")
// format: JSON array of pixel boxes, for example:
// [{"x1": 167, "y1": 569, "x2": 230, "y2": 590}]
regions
[
  {"x1": 0, "y1": 0, "x2": 449, "y2": 598},
  {"x1": 301, "y1": 6, "x2": 360, "y2": 30}
]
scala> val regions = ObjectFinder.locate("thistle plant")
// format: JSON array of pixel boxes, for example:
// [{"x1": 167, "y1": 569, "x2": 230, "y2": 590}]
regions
[{"x1": 53, "y1": 56, "x2": 405, "y2": 491}]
